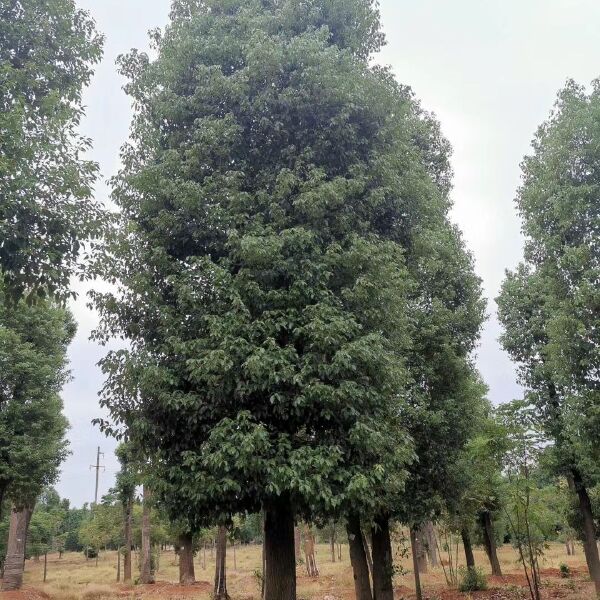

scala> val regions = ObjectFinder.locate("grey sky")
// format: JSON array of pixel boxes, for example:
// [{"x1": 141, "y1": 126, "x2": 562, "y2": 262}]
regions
[{"x1": 57, "y1": 0, "x2": 600, "y2": 507}]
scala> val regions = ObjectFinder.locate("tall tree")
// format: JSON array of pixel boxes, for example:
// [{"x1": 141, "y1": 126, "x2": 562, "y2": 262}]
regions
[
  {"x1": 0, "y1": 286, "x2": 73, "y2": 590},
  {"x1": 0, "y1": 0, "x2": 103, "y2": 300},
  {"x1": 498, "y1": 80, "x2": 600, "y2": 595}
]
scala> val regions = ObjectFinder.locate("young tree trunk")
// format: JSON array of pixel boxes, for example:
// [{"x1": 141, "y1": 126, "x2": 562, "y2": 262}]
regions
[
  {"x1": 330, "y1": 523, "x2": 336, "y2": 563},
  {"x1": 371, "y1": 515, "x2": 394, "y2": 600},
  {"x1": 303, "y1": 526, "x2": 319, "y2": 577},
  {"x1": 461, "y1": 528, "x2": 475, "y2": 569},
  {"x1": 346, "y1": 513, "x2": 373, "y2": 600},
  {"x1": 410, "y1": 527, "x2": 423, "y2": 600},
  {"x1": 140, "y1": 485, "x2": 155, "y2": 584},
  {"x1": 480, "y1": 512, "x2": 502, "y2": 576},
  {"x1": 214, "y1": 526, "x2": 229, "y2": 600},
  {"x1": 263, "y1": 496, "x2": 296, "y2": 600},
  {"x1": 43, "y1": 551, "x2": 48, "y2": 583},
  {"x1": 178, "y1": 533, "x2": 196, "y2": 585},
  {"x1": 1, "y1": 505, "x2": 33, "y2": 591},
  {"x1": 414, "y1": 527, "x2": 428, "y2": 573},
  {"x1": 123, "y1": 495, "x2": 133, "y2": 582},
  {"x1": 294, "y1": 526, "x2": 301, "y2": 564},
  {"x1": 424, "y1": 521, "x2": 439, "y2": 567},
  {"x1": 117, "y1": 548, "x2": 121, "y2": 582},
  {"x1": 361, "y1": 529, "x2": 374, "y2": 578},
  {"x1": 570, "y1": 469, "x2": 600, "y2": 595}
]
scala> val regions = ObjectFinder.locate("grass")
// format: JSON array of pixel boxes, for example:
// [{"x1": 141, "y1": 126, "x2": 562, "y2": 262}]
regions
[{"x1": 17, "y1": 540, "x2": 595, "y2": 600}]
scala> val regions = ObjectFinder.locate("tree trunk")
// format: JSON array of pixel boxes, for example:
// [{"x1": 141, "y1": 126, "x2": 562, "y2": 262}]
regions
[
  {"x1": 1, "y1": 505, "x2": 33, "y2": 591},
  {"x1": 330, "y1": 524, "x2": 336, "y2": 563},
  {"x1": 566, "y1": 542, "x2": 572, "y2": 556},
  {"x1": 263, "y1": 497, "x2": 296, "y2": 600},
  {"x1": 424, "y1": 521, "x2": 439, "y2": 567},
  {"x1": 179, "y1": 533, "x2": 196, "y2": 585},
  {"x1": 461, "y1": 528, "x2": 475, "y2": 569},
  {"x1": 480, "y1": 512, "x2": 502, "y2": 576},
  {"x1": 410, "y1": 527, "x2": 423, "y2": 600},
  {"x1": 570, "y1": 469, "x2": 600, "y2": 595},
  {"x1": 43, "y1": 551, "x2": 48, "y2": 583},
  {"x1": 361, "y1": 529, "x2": 374, "y2": 578},
  {"x1": 140, "y1": 485, "x2": 155, "y2": 584},
  {"x1": 294, "y1": 526, "x2": 301, "y2": 564},
  {"x1": 303, "y1": 526, "x2": 319, "y2": 577},
  {"x1": 123, "y1": 495, "x2": 132, "y2": 582},
  {"x1": 117, "y1": 547, "x2": 121, "y2": 582},
  {"x1": 347, "y1": 513, "x2": 373, "y2": 600},
  {"x1": 371, "y1": 515, "x2": 394, "y2": 600},
  {"x1": 214, "y1": 526, "x2": 229, "y2": 599},
  {"x1": 415, "y1": 527, "x2": 428, "y2": 573}
]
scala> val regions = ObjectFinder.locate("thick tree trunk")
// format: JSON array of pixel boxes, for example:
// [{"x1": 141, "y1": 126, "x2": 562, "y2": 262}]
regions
[
  {"x1": 410, "y1": 527, "x2": 423, "y2": 600},
  {"x1": 179, "y1": 533, "x2": 196, "y2": 585},
  {"x1": 371, "y1": 515, "x2": 394, "y2": 600},
  {"x1": 123, "y1": 495, "x2": 132, "y2": 582},
  {"x1": 414, "y1": 527, "x2": 428, "y2": 573},
  {"x1": 570, "y1": 470, "x2": 600, "y2": 595},
  {"x1": 263, "y1": 496, "x2": 296, "y2": 600},
  {"x1": 214, "y1": 526, "x2": 229, "y2": 599},
  {"x1": 461, "y1": 528, "x2": 475, "y2": 569},
  {"x1": 346, "y1": 513, "x2": 373, "y2": 600},
  {"x1": 1, "y1": 505, "x2": 33, "y2": 591},
  {"x1": 140, "y1": 485, "x2": 155, "y2": 584},
  {"x1": 424, "y1": 521, "x2": 439, "y2": 567},
  {"x1": 480, "y1": 512, "x2": 502, "y2": 576}
]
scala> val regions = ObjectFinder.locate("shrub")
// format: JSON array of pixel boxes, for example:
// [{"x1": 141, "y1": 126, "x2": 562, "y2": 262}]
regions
[
  {"x1": 559, "y1": 563, "x2": 570, "y2": 578},
  {"x1": 458, "y1": 566, "x2": 488, "y2": 592}
]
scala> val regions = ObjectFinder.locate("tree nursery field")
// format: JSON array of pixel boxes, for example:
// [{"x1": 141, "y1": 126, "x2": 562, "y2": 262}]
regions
[{"x1": 4, "y1": 542, "x2": 597, "y2": 600}]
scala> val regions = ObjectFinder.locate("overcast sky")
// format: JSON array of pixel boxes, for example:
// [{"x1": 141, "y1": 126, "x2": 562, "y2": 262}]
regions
[{"x1": 57, "y1": 0, "x2": 600, "y2": 507}]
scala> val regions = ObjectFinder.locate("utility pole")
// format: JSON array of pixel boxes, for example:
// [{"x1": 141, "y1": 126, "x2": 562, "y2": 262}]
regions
[{"x1": 90, "y1": 446, "x2": 105, "y2": 506}]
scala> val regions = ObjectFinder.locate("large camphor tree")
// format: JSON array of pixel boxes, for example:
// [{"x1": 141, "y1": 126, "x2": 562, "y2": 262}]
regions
[
  {"x1": 92, "y1": 1, "x2": 483, "y2": 599},
  {"x1": 498, "y1": 80, "x2": 600, "y2": 596}
]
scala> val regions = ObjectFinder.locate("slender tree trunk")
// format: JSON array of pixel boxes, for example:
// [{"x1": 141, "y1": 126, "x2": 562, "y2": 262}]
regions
[
  {"x1": 263, "y1": 497, "x2": 296, "y2": 600},
  {"x1": 461, "y1": 528, "x2": 475, "y2": 569},
  {"x1": 117, "y1": 547, "x2": 121, "y2": 582},
  {"x1": 43, "y1": 551, "x2": 48, "y2": 583},
  {"x1": 303, "y1": 526, "x2": 319, "y2": 577},
  {"x1": 294, "y1": 526, "x2": 301, "y2": 564},
  {"x1": 410, "y1": 527, "x2": 423, "y2": 600},
  {"x1": 140, "y1": 485, "x2": 155, "y2": 584},
  {"x1": 570, "y1": 470, "x2": 600, "y2": 595},
  {"x1": 480, "y1": 512, "x2": 502, "y2": 576},
  {"x1": 415, "y1": 527, "x2": 428, "y2": 573},
  {"x1": 424, "y1": 521, "x2": 439, "y2": 567},
  {"x1": 330, "y1": 524, "x2": 336, "y2": 563},
  {"x1": 214, "y1": 526, "x2": 229, "y2": 600},
  {"x1": 361, "y1": 529, "x2": 374, "y2": 578},
  {"x1": 203, "y1": 542, "x2": 206, "y2": 570},
  {"x1": 371, "y1": 515, "x2": 394, "y2": 600},
  {"x1": 179, "y1": 533, "x2": 196, "y2": 585},
  {"x1": 346, "y1": 513, "x2": 373, "y2": 600},
  {"x1": 1, "y1": 505, "x2": 33, "y2": 591},
  {"x1": 123, "y1": 495, "x2": 132, "y2": 582}
]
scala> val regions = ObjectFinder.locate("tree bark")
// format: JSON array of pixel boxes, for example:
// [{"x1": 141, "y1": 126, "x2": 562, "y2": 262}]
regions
[
  {"x1": 179, "y1": 533, "x2": 196, "y2": 585},
  {"x1": 570, "y1": 469, "x2": 600, "y2": 595},
  {"x1": 140, "y1": 485, "x2": 155, "y2": 584},
  {"x1": 361, "y1": 529, "x2": 374, "y2": 578},
  {"x1": 415, "y1": 527, "x2": 428, "y2": 573},
  {"x1": 461, "y1": 528, "x2": 475, "y2": 569},
  {"x1": 330, "y1": 524, "x2": 336, "y2": 563},
  {"x1": 263, "y1": 496, "x2": 296, "y2": 600},
  {"x1": 480, "y1": 512, "x2": 502, "y2": 576},
  {"x1": 424, "y1": 521, "x2": 439, "y2": 567},
  {"x1": 371, "y1": 515, "x2": 394, "y2": 600},
  {"x1": 410, "y1": 527, "x2": 423, "y2": 600},
  {"x1": 123, "y1": 494, "x2": 132, "y2": 582},
  {"x1": 346, "y1": 513, "x2": 373, "y2": 600},
  {"x1": 1, "y1": 505, "x2": 33, "y2": 591},
  {"x1": 214, "y1": 526, "x2": 229, "y2": 599},
  {"x1": 117, "y1": 547, "x2": 121, "y2": 582}
]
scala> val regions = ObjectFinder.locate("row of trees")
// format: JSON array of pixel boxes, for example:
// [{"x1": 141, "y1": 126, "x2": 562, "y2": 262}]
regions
[{"x1": 0, "y1": 0, "x2": 598, "y2": 598}]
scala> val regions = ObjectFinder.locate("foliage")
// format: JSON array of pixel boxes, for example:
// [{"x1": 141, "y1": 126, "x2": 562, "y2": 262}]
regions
[
  {"x1": 0, "y1": 0, "x2": 104, "y2": 300},
  {"x1": 458, "y1": 566, "x2": 488, "y2": 592},
  {"x1": 0, "y1": 285, "x2": 74, "y2": 508}
]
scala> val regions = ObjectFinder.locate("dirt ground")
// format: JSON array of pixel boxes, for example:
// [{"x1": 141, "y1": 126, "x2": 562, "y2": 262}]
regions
[{"x1": 1, "y1": 542, "x2": 596, "y2": 600}]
